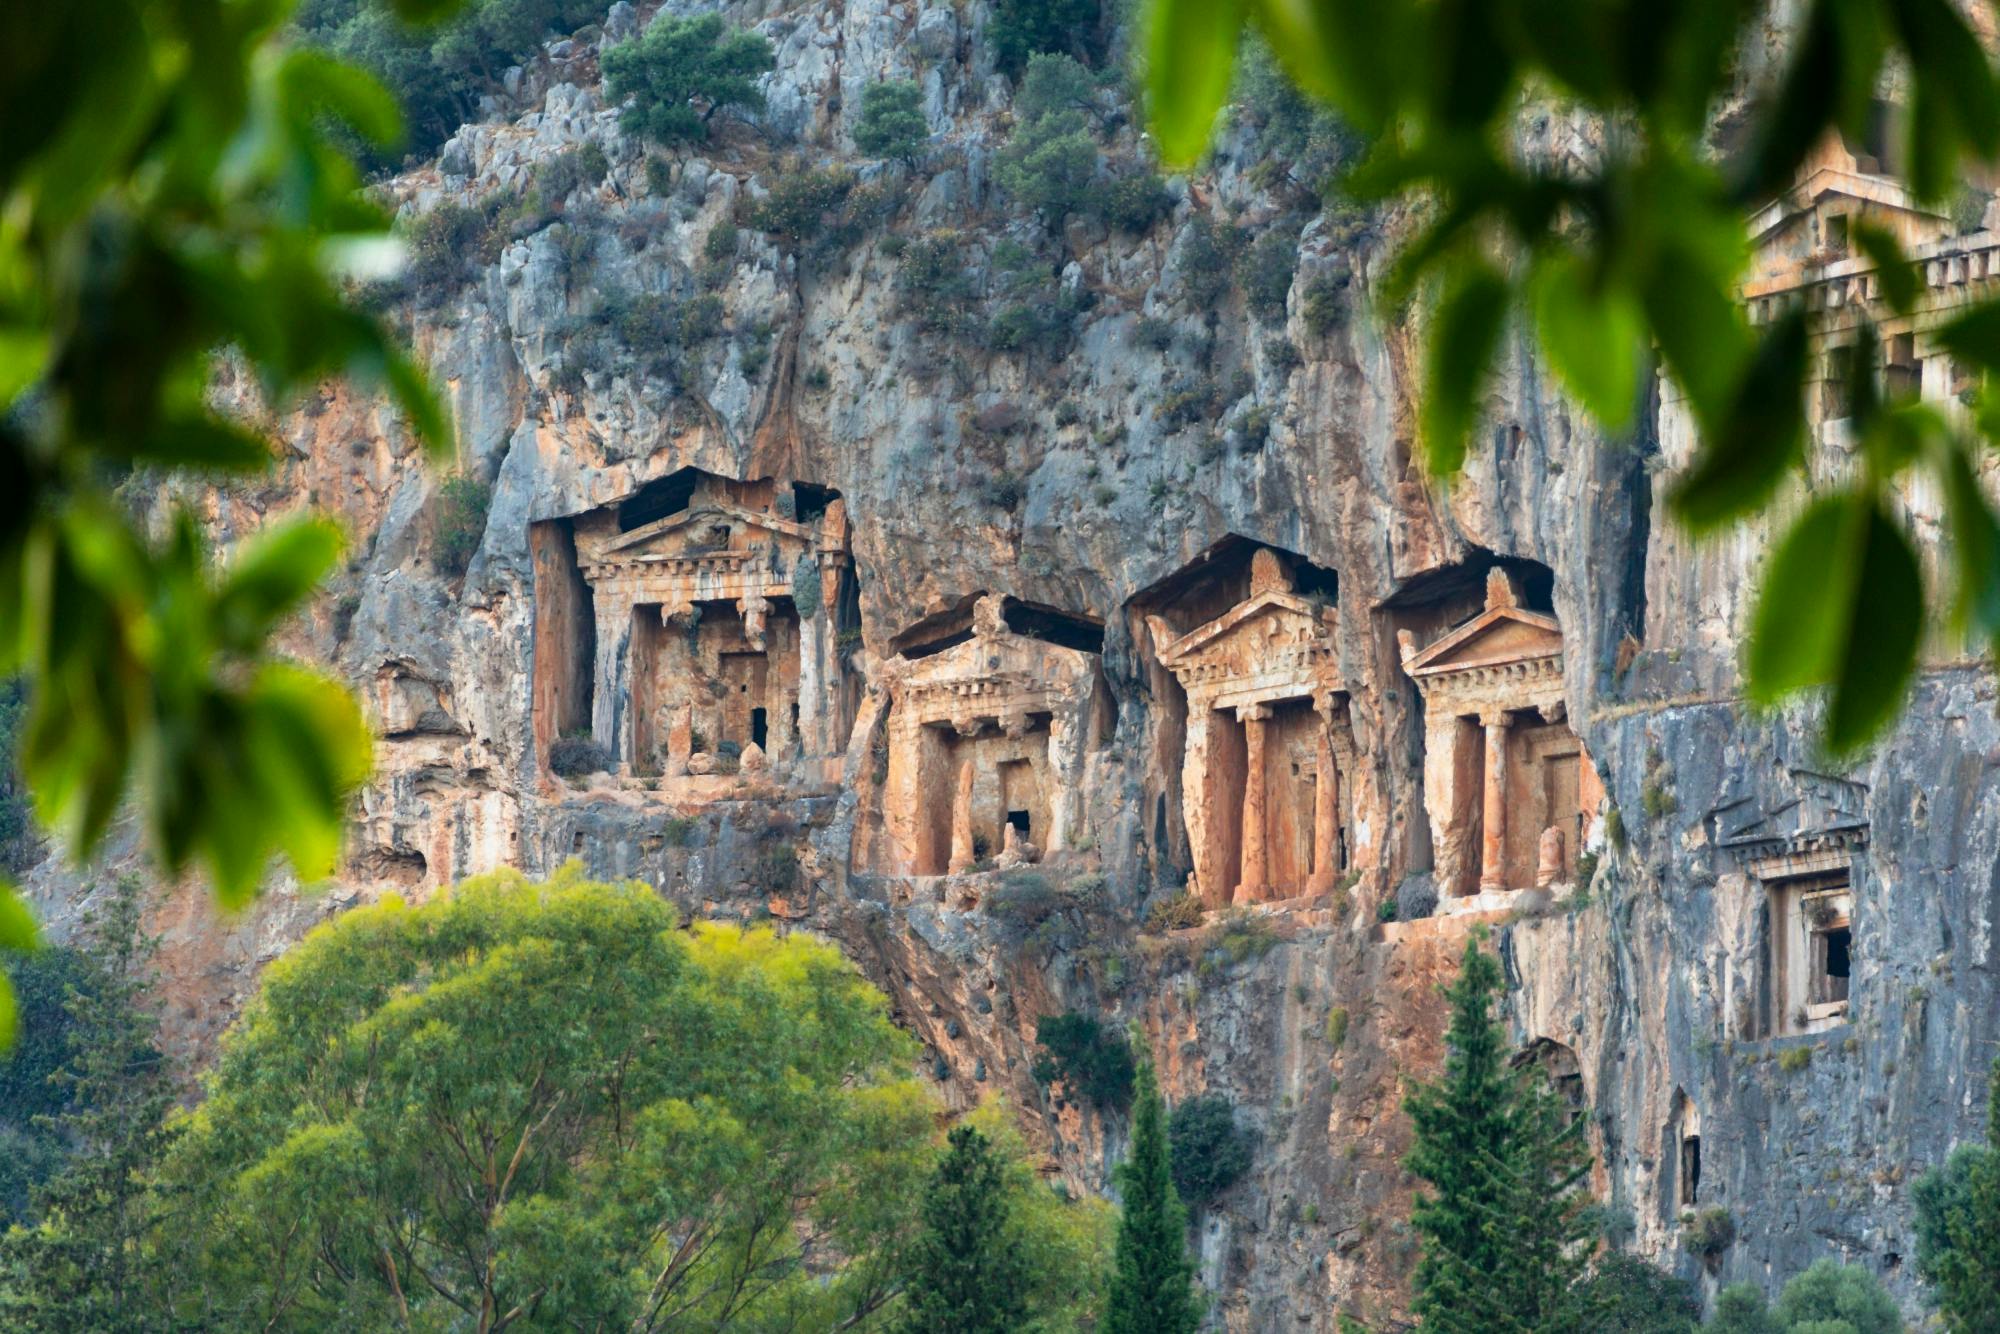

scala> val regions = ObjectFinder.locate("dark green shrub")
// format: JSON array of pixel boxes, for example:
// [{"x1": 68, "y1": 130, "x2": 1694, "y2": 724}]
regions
[
  {"x1": 855, "y1": 79, "x2": 928, "y2": 161},
  {"x1": 1573, "y1": 1253, "x2": 1700, "y2": 1333},
  {"x1": 432, "y1": 473, "x2": 492, "y2": 577},
  {"x1": 1677, "y1": 1206, "x2": 1734, "y2": 1257},
  {"x1": 643, "y1": 155, "x2": 674, "y2": 196},
  {"x1": 661, "y1": 816, "x2": 699, "y2": 848},
  {"x1": 988, "y1": 0, "x2": 1107, "y2": 76},
  {"x1": 897, "y1": 231, "x2": 975, "y2": 334},
  {"x1": 1168, "y1": 1093, "x2": 1253, "y2": 1205},
  {"x1": 1031, "y1": 1012, "x2": 1134, "y2": 1111},
  {"x1": 985, "y1": 871, "x2": 1060, "y2": 927},
  {"x1": 997, "y1": 57, "x2": 1101, "y2": 224},
  {"x1": 547, "y1": 735, "x2": 609, "y2": 777},
  {"x1": 1145, "y1": 891, "x2": 1205, "y2": 932},
  {"x1": 1133, "y1": 316, "x2": 1176, "y2": 352},
  {"x1": 1176, "y1": 213, "x2": 1243, "y2": 309},
  {"x1": 1266, "y1": 337, "x2": 1302, "y2": 372},
  {"x1": 1210, "y1": 911, "x2": 1277, "y2": 965},
  {"x1": 1101, "y1": 170, "x2": 1172, "y2": 233},
  {"x1": 1300, "y1": 271, "x2": 1349, "y2": 337},
  {"x1": 535, "y1": 143, "x2": 607, "y2": 203},
  {"x1": 602, "y1": 13, "x2": 774, "y2": 146},
  {"x1": 404, "y1": 198, "x2": 507, "y2": 303},
  {"x1": 678, "y1": 293, "x2": 725, "y2": 344},
  {"x1": 1237, "y1": 224, "x2": 1301, "y2": 321},
  {"x1": 704, "y1": 221, "x2": 739, "y2": 262},
  {"x1": 749, "y1": 167, "x2": 859, "y2": 249}
]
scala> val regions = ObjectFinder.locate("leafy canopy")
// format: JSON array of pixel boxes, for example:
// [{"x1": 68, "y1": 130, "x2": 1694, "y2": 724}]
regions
[
  {"x1": 603, "y1": 12, "x2": 775, "y2": 146},
  {"x1": 1141, "y1": 0, "x2": 2000, "y2": 758},
  {"x1": 0, "y1": 0, "x2": 454, "y2": 1043},
  {"x1": 151, "y1": 866, "x2": 938, "y2": 1331},
  {"x1": 1167, "y1": 1091, "x2": 1254, "y2": 1206},
  {"x1": 1707, "y1": 1259, "x2": 1901, "y2": 1333}
]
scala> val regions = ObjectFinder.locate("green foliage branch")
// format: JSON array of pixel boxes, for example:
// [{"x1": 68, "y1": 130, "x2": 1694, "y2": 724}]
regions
[{"x1": 0, "y1": 0, "x2": 458, "y2": 1043}]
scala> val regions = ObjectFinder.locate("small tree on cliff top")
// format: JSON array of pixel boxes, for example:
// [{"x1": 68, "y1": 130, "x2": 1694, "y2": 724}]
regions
[
  {"x1": 603, "y1": 12, "x2": 775, "y2": 146},
  {"x1": 1403, "y1": 932, "x2": 1600, "y2": 1332},
  {"x1": 1104, "y1": 1053, "x2": 1200, "y2": 1334}
]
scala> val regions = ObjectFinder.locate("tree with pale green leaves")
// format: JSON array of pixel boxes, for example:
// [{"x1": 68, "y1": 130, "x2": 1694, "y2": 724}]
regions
[
  {"x1": 149, "y1": 867, "x2": 940, "y2": 1330},
  {"x1": 1140, "y1": 0, "x2": 2000, "y2": 760},
  {"x1": 0, "y1": 0, "x2": 455, "y2": 1047}
]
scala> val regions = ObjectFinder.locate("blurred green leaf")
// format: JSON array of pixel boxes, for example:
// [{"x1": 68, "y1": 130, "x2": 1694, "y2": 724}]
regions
[
  {"x1": 1670, "y1": 309, "x2": 1809, "y2": 530},
  {"x1": 215, "y1": 517, "x2": 344, "y2": 650},
  {"x1": 1852, "y1": 221, "x2": 1918, "y2": 315},
  {"x1": 0, "y1": 882, "x2": 36, "y2": 953},
  {"x1": 1422, "y1": 264, "x2": 1510, "y2": 476},
  {"x1": 1146, "y1": 0, "x2": 1244, "y2": 168},
  {"x1": 1247, "y1": 0, "x2": 1408, "y2": 130},
  {"x1": 1533, "y1": 254, "x2": 1643, "y2": 428},
  {"x1": 1747, "y1": 493, "x2": 1922, "y2": 753},
  {"x1": 0, "y1": 329, "x2": 50, "y2": 409},
  {"x1": 279, "y1": 49, "x2": 404, "y2": 151},
  {"x1": 134, "y1": 415, "x2": 274, "y2": 471},
  {"x1": 1942, "y1": 444, "x2": 2000, "y2": 651}
]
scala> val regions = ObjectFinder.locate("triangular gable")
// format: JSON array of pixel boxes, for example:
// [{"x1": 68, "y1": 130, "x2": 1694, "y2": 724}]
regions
[
  {"x1": 1710, "y1": 768, "x2": 1869, "y2": 850},
  {"x1": 902, "y1": 625, "x2": 1095, "y2": 688},
  {"x1": 1404, "y1": 605, "x2": 1561, "y2": 677},
  {"x1": 602, "y1": 502, "x2": 813, "y2": 558},
  {"x1": 1747, "y1": 167, "x2": 1945, "y2": 247},
  {"x1": 1157, "y1": 591, "x2": 1334, "y2": 668}
]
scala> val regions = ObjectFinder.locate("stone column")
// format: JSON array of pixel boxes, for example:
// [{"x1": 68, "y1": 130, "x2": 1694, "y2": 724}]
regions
[
  {"x1": 947, "y1": 759, "x2": 976, "y2": 873},
  {"x1": 1309, "y1": 698, "x2": 1341, "y2": 895},
  {"x1": 1479, "y1": 709, "x2": 1513, "y2": 893},
  {"x1": 1236, "y1": 703, "x2": 1272, "y2": 904}
]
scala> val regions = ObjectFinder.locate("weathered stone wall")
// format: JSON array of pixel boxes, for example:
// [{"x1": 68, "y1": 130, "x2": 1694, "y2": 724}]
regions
[{"x1": 19, "y1": 1, "x2": 2000, "y2": 1328}]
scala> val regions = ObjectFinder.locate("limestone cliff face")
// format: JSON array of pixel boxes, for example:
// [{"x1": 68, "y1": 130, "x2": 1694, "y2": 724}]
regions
[{"x1": 23, "y1": 1, "x2": 2000, "y2": 1328}]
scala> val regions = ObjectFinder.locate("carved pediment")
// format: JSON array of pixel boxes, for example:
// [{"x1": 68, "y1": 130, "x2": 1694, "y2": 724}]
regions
[
  {"x1": 600, "y1": 503, "x2": 813, "y2": 562},
  {"x1": 1403, "y1": 605, "x2": 1562, "y2": 678},
  {"x1": 1158, "y1": 591, "x2": 1335, "y2": 672},
  {"x1": 1709, "y1": 767, "x2": 1869, "y2": 858}
]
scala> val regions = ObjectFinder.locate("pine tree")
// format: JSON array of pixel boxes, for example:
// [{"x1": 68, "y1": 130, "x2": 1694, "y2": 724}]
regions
[
  {"x1": 900, "y1": 1125, "x2": 1029, "y2": 1334},
  {"x1": 1403, "y1": 933, "x2": 1600, "y2": 1332},
  {"x1": 1914, "y1": 1057, "x2": 2000, "y2": 1332},
  {"x1": 1104, "y1": 1055, "x2": 1200, "y2": 1334},
  {"x1": 0, "y1": 878, "x2": 177, "y2": 1331}
]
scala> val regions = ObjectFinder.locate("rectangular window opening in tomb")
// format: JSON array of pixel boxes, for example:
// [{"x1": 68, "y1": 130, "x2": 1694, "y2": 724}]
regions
[
  {"x1": 1400, "y1": 566, "x2": 1604, "y2": 911},
  {"x1": 874, "y1": 595, "x2": 1103, "y2": 877},
  {"x1": 550, "y1": 468, "x2": 854, "y2": 786},
  {"x1": 1680, "y1": 1133, "x2": 1702, "y2": 1207},
  {"x1": 1149, "y1": 544, "x2": 1357, "y2": 908},
  {"x1": 1764, "y1": 870, "x2": 1854, "y2": 1036}
]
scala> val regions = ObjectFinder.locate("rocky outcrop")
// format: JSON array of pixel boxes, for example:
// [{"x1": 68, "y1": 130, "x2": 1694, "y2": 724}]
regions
[{"x1": 22, "y1": 2, "x2": 2000, "y2": 1328}]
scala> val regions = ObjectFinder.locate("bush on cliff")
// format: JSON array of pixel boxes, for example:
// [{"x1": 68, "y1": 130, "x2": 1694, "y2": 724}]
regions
[
  {"x1": 856, "y1": 79, "x2": 928, "y2": 162},
  {"x1": 1913, "y1": 1058, "x2": 2000, "y2": 1330},
  {"x1": 602, "y1": 12, "x2": 774, "y2": 146},
  {"x1": 1167, "y1": 1093, "x2": 1253, "y2": 1207},
  {"x1": 1032, "y1": 1012, "x2": 1134, "y2": 1112},
  {"x1": 431, "y1": 472, "x2": 493, "y2": 577}
]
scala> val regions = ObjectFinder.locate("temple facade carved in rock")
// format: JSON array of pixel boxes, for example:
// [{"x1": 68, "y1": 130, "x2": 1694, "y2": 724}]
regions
[
  {"x1": 1400, "y1": 568, "x2": 1604, "y2": 909},
  {"x1": 540, "y1": 469, "x2": 857, "y2": 789},
  {"x1": 1150, "y1": 548, "x2": 1359, "y2": 908}
]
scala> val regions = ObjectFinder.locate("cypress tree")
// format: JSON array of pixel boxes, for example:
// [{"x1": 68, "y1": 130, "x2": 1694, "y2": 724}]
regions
[
  {"x1": 1403, "y1": 933, "x2": 1600, "y2": 1332},
  {"x1": 899, "y1": 1125, "x2": 1028, "y2": 1334},
  {"x1": 1104, "y1": 1055, "x2": 1200, "y2": 1334}
]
